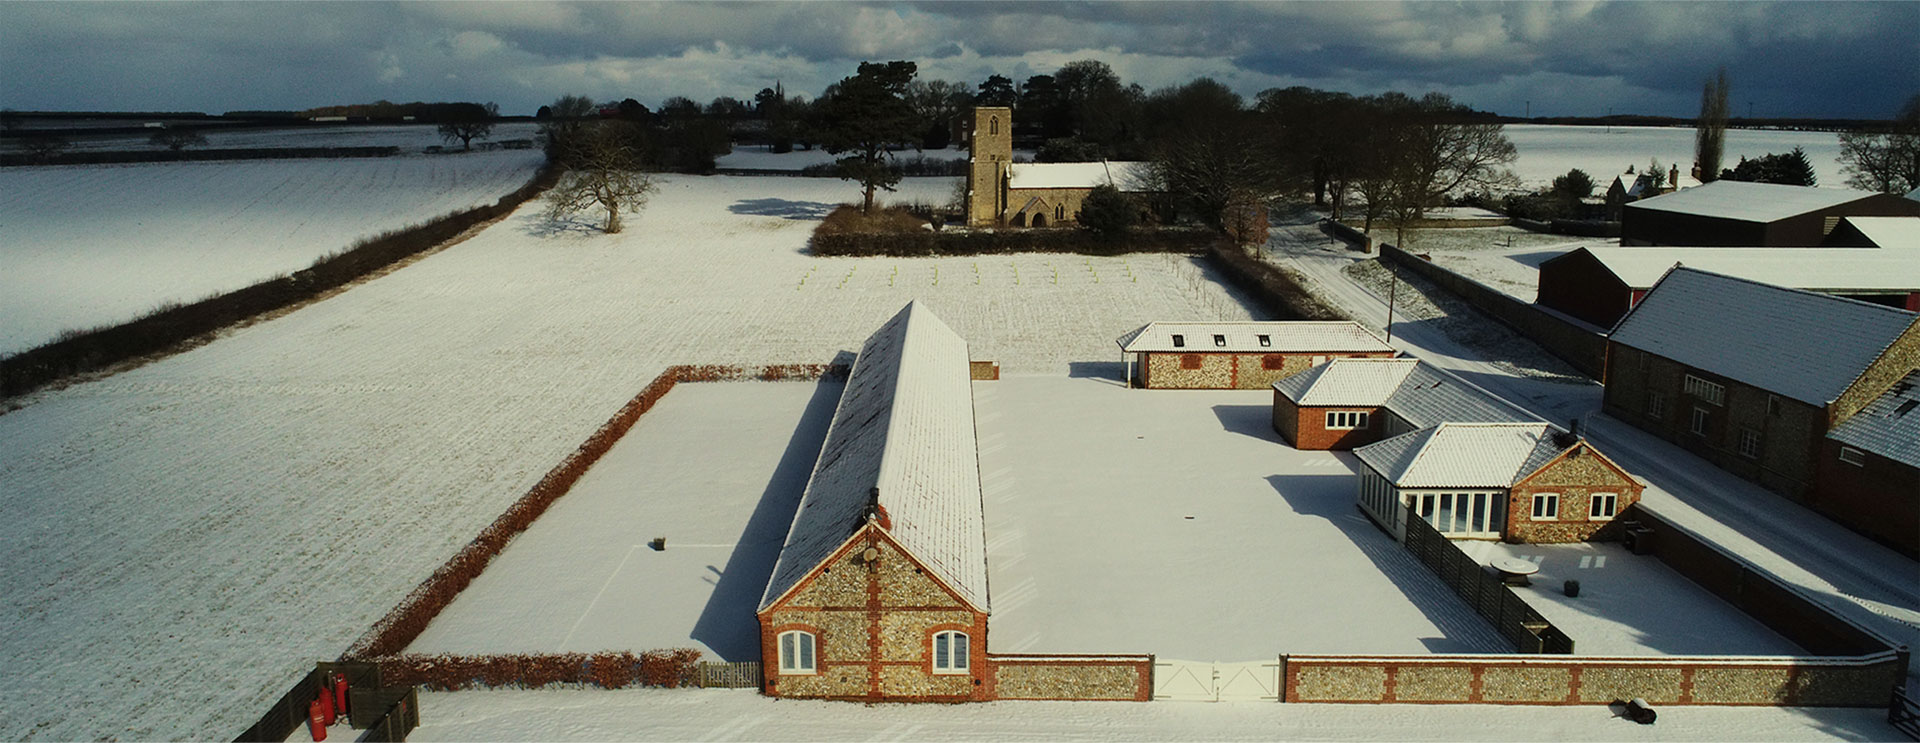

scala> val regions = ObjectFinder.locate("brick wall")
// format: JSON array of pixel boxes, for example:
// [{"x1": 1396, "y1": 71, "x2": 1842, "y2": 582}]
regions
[
  {"x1": 1811, "y1": 439, "x2": 1919, "y2": 558},
  {"x1": 1282, "y1": 652, "x2": 1904, "y2": 706},
  {"x1": 1145, "y1": 351, "x2": 1387, "y2": 390},
  {"x1": 1278, "y1": 402, "x2": 1388, "y2": 450},
  {"x1": 987, "y1": 655, "x2": 1154, "y2": 701}
]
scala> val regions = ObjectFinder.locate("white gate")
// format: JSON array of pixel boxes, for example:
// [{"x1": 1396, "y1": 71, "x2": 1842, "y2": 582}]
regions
[{"x1": 1153, "y1": 659, "x2": 1280, "y2": 701}]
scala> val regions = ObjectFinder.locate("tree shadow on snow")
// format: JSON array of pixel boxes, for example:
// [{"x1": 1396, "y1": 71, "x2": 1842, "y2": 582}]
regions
[
  {"x1": 521, "y1": 214, "x2": 603, "y2": 238},
  {"x1": 1211, "y1": 404, "x2": 1282, "y2": 443},
  {"x1": 729, "y1": 198, "x2": 837, "y2": 220},
  {"x1": 690, "y1": 377, "x2": 845, "y2": 662},
  {"x1": 1265, "y1": 473, "x2": 1513, "y2": 654}
]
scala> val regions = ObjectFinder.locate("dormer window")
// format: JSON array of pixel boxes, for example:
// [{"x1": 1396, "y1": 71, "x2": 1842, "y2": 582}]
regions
[
  {"x1": 1171, "y1": 334, "x2": 1185, "y2": 348},
  {"x1": 1213, "y1": 334, "x2": 1227, "y2": 347}
]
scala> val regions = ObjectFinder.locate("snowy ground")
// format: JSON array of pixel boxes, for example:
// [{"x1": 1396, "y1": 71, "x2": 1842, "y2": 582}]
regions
[
  {"x1": 0, "y1": 149, "x2": 546, "y2": 354},
  {"x1": 0, "y1": 174, "x2": 1256, "y2": 740},
  {"x1": 977, "y1": 376, "x2": 1506, "y2": 659},
  {"x1": 405, "y1": 687, "x2": 1904, "y2": 742},
  {"x1": 1504, "y1": 124, "x2": 1846, "y2": 191},
  {"x1": 53, "y1": 122, "x2": 546, "y2": 152},
  {"x1": 409, "y1": 380, "x2": 842, "y2": 661}
]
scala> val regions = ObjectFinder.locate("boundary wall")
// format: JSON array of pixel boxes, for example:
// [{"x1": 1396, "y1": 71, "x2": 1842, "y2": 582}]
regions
[
  {"x1": 1282, "y1": 651, "x2": 1903, "y2": 705},
  {"x1": 986, "y1": 654, "x2": 1155, "y2": 701},
  {"x1": 1377, "y1": 243, "x2": 1606, "y2": 377}
]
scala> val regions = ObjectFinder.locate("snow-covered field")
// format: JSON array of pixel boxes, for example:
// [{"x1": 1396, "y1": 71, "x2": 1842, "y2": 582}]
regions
[
  {"x1": 1505, "y1": 124, "x2": 1846, "y2": 191},
  {"x1": 54, "y1": 122, "x2": 545, "y2": 152},
  {"x1": 0, "y1": 149, "x2": 546, "y2": 354},
  {"x1": 0, "y1": 174, "x2": 1256, "y2": 740},
  {"x1": 406, "y1": 687, "x2": 1903, "y2": 742}
]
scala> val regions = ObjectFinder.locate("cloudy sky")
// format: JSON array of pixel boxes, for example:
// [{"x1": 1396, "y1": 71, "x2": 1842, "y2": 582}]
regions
[{"x1": 2, "y1": 1, "x2": 1914, "y2": 119}]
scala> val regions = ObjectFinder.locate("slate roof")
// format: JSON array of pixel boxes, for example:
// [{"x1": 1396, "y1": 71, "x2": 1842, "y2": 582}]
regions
[
  {"x1": 1608, "y1": 267, "x2": 1920, "y2": 406},
  {"x1": 758, "y1": 300, "x2": 989, "y2": 612},
  {"x1": 1117, "y1": 321, "x2": 1392, "y2": 354},
  {"x1": 1625, "y1": 181, "x2": 1881, "y2": 223},
  {"x1": 1272, "y1": 357, "x2": 1544, "y2": 428},
  {"x1": 1841, "y1": 216, "x2": 1920, "y2": 249},
  {"x1": 1564, "y1": 246, "x2": 1920, "y2": 292},
  {"x1": 1272, "y1": 358, "x2": 1418, "y2": 406},
  {"x1": 1355, "y1": 423, "x2": 1567, "y2": 489},
  {"x1": 1828, "y1": 371, "x2": 1920, "y2": 469},
  {"x1": 1007, "y1": 161, "x2": 1153, "y2": 191}
]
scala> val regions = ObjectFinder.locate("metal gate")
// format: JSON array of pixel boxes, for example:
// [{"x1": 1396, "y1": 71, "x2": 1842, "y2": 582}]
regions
[{"x1": 1153, "y1": 659, "x2": 1280, "y2": 701}]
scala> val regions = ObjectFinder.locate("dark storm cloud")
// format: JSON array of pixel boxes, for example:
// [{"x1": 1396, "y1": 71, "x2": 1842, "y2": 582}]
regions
[{"x1": 0, "y1": 1, "x2": 1912, "y2": 118}]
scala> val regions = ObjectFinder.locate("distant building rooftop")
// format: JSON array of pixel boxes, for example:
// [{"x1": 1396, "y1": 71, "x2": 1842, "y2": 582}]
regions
[
  {"x1": 1627, "y1": 181, "x2": 1883, "y2": 224},
  {"x1": 1561, "y1": 246, "x2": 1920, "y2": 293}
]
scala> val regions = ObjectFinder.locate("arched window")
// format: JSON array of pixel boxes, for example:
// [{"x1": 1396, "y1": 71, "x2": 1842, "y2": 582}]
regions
[
  {"x1": 989, "y1": 117, "x2": 998, "y2": 135},
  {"x1": 932, "y1": 630, "x2": 969, "y2": 674},
  {"x1": 778, "y1": 630, "x2": 816, "y2": 674},
  {"x1": 1055, "y1": 204, "x2": 1065, "y2": 220}
]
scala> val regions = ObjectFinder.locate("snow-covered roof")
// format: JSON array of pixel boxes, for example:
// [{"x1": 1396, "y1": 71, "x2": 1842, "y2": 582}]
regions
[
  {"x1": 1828, "y1": 372, "x2": 1920, "y2": 469},
  {"x1": 1625, "y1": 180, "x2": 1881, "y2": 224},
  {"x1": 1008, "y1": 161, "x2": 1153, "y2": 191},
  {"x1": 1273, "y1": 357, "x2": 1544, "y2": 428},
  {"x1": 1117, "y1": 321, "x2": 1392, "y2": 354},
  {"x1": 1608, "y1": 267, "x2": 1920, "y2": 406},
  {"x1": 1272, "y1": 358, "x2": 1418, "y2": 406},
  {"x1": 1355, "y1": 423, "x2": 1567, "y2": 489},
  {"x1": 759, "y1": 300, "x2": 988, "y2": 612},
  {"x1": 1840, "y1": 216, "x2": 1920, "y2": 249},
  {"x1": 1564, "y1": 246, "x2": 1920, "y2": 292}
]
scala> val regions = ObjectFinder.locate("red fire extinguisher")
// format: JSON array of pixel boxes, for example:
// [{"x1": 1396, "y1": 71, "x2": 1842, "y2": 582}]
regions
[
  {"x1": 306, "y1": 697, "x2": 328, "y2": 741},
  {"x1": 332, "y1": 672, "x2": 350, "y2": 719}
]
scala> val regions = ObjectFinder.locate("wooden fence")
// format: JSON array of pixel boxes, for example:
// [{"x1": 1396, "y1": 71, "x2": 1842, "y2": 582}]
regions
[{"x1": 1401, "y1": 508, "x2": 1575, "y2": 654}]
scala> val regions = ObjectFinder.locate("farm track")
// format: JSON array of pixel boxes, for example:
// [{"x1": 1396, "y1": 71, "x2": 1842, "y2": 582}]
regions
[{"x1": 0, "y1": 175, "x2": 1257, "y2": 739}]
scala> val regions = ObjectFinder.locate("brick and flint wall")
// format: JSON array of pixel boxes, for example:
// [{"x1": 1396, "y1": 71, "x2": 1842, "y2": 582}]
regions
[
  {"x1": 1282, "y1": 652, "x2": 1904, "y2": 706},
  {"x1": 1140, "y1": 351, "x2": 1390, "y2": 390},
  {"x1": 760, "y1": 528, "x2": 990, "y2": 702},
  {"x1": 987, "y1": 655, "x2": 1154, "y2": 701}
]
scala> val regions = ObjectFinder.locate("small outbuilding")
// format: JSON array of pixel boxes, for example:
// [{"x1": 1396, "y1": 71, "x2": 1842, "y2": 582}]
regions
[
  {"x1": 1270, "y1": 357, "x2": 1538, "y2": 449},
  {"x1": 1117, "y1": 320, "x2": 1393, "y2": 389},
  {"x1": 1621, "y1": 181, "x2": 1920, "y2": 247},
  {"x1": 1353, "y1": 422, "x2": 1642, "y2": 544}
]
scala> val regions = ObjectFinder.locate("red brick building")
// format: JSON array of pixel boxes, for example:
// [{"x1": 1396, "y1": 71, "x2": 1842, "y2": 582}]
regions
[
  {"x1": 1117, "y1": 321, "x2": 1393, "y2": 389},
  {"x1": 1270, "y1": 357, "x2": 1539, "y2": 450}
]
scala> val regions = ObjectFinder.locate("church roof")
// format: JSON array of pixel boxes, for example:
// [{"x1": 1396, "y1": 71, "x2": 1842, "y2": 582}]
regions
[
  {"x1": 758, "y1": 300, "x2": 989, "y2": 613},
  {"x1": 1008, "y1": 161, "x2": 1153, "y2": 191}
]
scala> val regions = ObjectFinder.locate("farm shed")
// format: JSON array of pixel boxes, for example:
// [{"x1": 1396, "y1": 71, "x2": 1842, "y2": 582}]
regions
[
  {"x1": 965, "y1": 106, "x2": 1152, "y2": 228},
  {"x1": 1620, "y1": 180, "x2": 1920, "y2": 247},
  {"x1": 1537, "y1": 245, "x2": 1920, "y2": 328},
  {"x1": 1815, "y1": 371, "x2": 1920, "y2": 557},
  {"x1": 1270, "y1": 357, "x2": 1539, "y2": 450},
  {"x1": 757, "y1": 300, "x2": 991, "y2": 701},
  {"x1": 1821, "y1": 215, "x2": 1920, "y2": 248},
  {"x1": 1603, "y1": 267, "x2": 1920, "y2": 554},
  {"x1": 1353, "y1": 422, "x2": 1642, "y2": 544},
  {"x1": 1116, "y1": 320, "x2": 1393, "y2": 389}
]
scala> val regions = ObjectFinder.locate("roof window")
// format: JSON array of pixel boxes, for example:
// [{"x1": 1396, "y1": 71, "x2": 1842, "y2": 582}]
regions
[
  {"x1": 1213, "y1": 334, "x2": 1227, "y2": 347},
  {"x1": 1258, "y1": 335, "x2": 1271, "y2": 347},
  {"x1": 1171, "y1": 334, "x2": 1185, "y2": 348}
]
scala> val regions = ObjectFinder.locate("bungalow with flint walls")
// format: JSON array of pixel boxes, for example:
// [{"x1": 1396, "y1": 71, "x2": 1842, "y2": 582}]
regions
[
  {"x1": 1353, "y1": 422, "x2": 1643, "y2": 544},
  {"x1": 1116, "y1": 320, "x2": 1393, "y2": 389},
  {"x1": 757, "y1": 300, "x2": 991, "y2": 702}
]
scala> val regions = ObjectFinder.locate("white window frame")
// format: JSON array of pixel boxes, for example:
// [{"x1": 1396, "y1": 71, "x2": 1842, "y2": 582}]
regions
[
  {"x1": 1684, "y1": 374, "x2": 1725, "y2": 406},
  {"x1": 1690, "y1": 406, "x2": 1710, "y2": 436},
  {"x1": 932, "y1": 630, "x2": 969, "y2": 674},
  {"x1": 778, "y1": 630, "x2": 816, "y2": 675},
  {"x1": 1325, "y1": 410, "x2": 1370, "y2": 430},
  {"x1": 1531, "y1": 492, "x2": 1560, "y2": 521},
  {"x1": 1589, "y1": 492, "x2": 1618, "y2": 520},
  {"x1": 1738, "y1": 428, "x2": 1762, "y2": 459},
  {"x1": 1838, "y1": 446, "x2": 1866, "y2": 466},
  {"x1": 1647, "y1": 392, "x2": 1668, "y2": 420}
]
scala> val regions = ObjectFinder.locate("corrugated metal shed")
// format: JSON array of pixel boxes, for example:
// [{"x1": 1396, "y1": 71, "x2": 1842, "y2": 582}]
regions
[
  {"x1": 1828, "y1": 371, "x2": 1920, "y2": 468},
  {"x1": 1355, "y1": 423, "x2": 1566, "y2": 488},
  {"x1": 1608, "y1": 267, "x2": 1920, "y2": 406},
  {"x1": 1117, "y1": 321, "x2": 1392, "y2": 354},
  {"x1": 1007, "y1": 160, "x2": 1152, "y2": 191},
  {"x1": 759, "y1": 300, "x2": 988, "y2": 612},
  {"x1": 1570, "y1": 246, "x2": 1920, "y2": 292},
  {"x1": 1626, "y1": 181, "x2": 1881, "y2": 223}
]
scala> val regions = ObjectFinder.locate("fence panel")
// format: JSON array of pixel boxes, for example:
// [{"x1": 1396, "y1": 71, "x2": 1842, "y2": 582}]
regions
[
  {"x1": 697, "y1": 662, "x2": 762, "y2": 689},
  {"x1": 1401, "y1": 508, "x2": 1573, "y2": 654}
]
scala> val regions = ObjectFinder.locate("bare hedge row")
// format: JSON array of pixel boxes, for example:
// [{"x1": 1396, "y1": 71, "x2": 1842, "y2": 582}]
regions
[
  {"x1": 344, "y1": 363, "x2": 848, "y2": 661},
  {"x1": 1, "y1": 162, "x2": 562, "y2": 398},
  {"x1": 1203, "y1": 243, "x2": 1346, "y2": 321},
  {"x1": 810, "y1": 226, "x2": 1219, "y2": 257},
  {"x1": 378, "y1": 650, "x2": 704, "y2": 691},
  {"x1": 0, "y1": 146, "x2": 402, "y2": 167}
]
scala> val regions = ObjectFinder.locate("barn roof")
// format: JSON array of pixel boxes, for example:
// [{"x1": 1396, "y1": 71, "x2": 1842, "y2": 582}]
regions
[
  {"x1": 1625, "y1": 180, "x2": 1880, "y2": 224},
  {"x1": 1557, "y1": 246, "x2": 1920, "y2": 292},
  {"x1": 1117, "y1": 321, "x2": 1392, "y2": 354},
  {"x1": 758, "y1": 300, "x2": 988, "y2": 612},
  {"x1": 1355, "y1": 423, "x2": 1567, "y2": 489},
  {"x1": 1272, "y1": 357, "x2": 1543, "y2": 427},
  {"x1": 1008, "y1": 160, "x2": 1153, "y2": 191},
  {"x1": 1840, "y1": 216, "x2": 1920, "y2": 249},
  {"x1": 1828, "y1": 371, "x2": 1920, "y2": 469},
  {"x1": 1607, "y1": 267, "x2": 1920, "y2": 406}
]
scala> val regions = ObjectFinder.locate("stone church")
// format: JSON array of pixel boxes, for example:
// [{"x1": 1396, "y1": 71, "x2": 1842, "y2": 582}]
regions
[{"x1": 964, "y1": 106, "x2": 1152, "y2": 228}]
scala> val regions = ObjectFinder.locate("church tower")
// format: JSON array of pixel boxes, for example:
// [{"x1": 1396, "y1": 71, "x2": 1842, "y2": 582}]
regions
[{"x1": 966, "y1": 107, "x2": 1012, "y2": 227}]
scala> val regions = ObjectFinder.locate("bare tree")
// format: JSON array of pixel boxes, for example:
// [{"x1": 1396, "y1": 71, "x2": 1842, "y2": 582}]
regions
[
  {"x1": 1838, "y1": 94, "x2": 1920, "y2": 194},
  {"x1": 438, "y1": 102, "x2": 499, "y2": 151},
  {"x1": 544, "y1": 121, "x2": 656, "y2": 234},
  {"x1": 539, "y1": 94, "x2": 597, "y2": 163},
  {"x1": 148, "y1": 126, "x2": 208, "y2": 152},
  {"x1": 904, "y1": 79, "x2": 972, "y2": 149},
  {"x1": 1695, "y1": 67, "x2": 1730, "y2": 183}
]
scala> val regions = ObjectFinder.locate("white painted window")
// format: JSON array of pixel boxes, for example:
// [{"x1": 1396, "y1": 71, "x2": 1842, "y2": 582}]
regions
[
  {"x1": 1589, "y1": 493, "x2": 1618, "y2": 520},
  {"x1": 1738, "y1": 428, "x2": 1762, "y2": 459},
  {"x1": 1647, "y1": 392, "x2": 1668, "y2": 420},
  {"x1": 1690, "y1": 406, "x2": 1710, "y2": 436},
  {"x1": 1531, "y1": 492, "x2": 1560, "y2": 521},
  {"x1": 933, "y1": 631, "x2": 969, "y2": 674},
  {"x1": 779, "y1": 630, "x2": 816, "y2": 674},
  {"x1": 1409, "y1": 491, "x2": 1505, "y2": 535},
  {"x1": 1326, "y1": 411, "x2": 1369, "y2": 430},
  {"x1": 1684, "y1": 374, "x2": 1725, "y2": 406},
  {"x1": 1839, "y1": 446, "x2": 1866, "y2": 466}
]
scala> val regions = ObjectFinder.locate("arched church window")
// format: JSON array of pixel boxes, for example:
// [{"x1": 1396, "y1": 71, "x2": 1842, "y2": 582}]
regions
[{"x1": 989, "y1": 117, "x2": 998, "y2": 135}]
